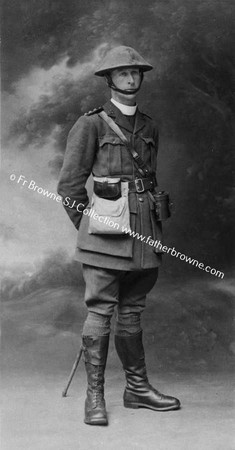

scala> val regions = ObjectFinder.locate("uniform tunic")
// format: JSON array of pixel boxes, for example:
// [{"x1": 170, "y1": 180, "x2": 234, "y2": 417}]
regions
[{"x1": 57, "y1": 100, "x2": 163, "y2": 270}]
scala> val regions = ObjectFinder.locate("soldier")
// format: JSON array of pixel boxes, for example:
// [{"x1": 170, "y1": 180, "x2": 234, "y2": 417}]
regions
[{"x1": 57, "y1": 45, "x2": 180, "y2": 426}]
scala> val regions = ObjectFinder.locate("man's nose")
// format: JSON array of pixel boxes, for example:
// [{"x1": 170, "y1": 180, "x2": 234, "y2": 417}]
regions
[{"x1": 127, "y1": 74, "x2": 135, "y2": 84}]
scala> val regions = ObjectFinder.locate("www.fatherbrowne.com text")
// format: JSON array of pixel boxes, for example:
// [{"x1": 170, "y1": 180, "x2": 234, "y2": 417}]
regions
[{"x1": 8, "y1": 174, "x2": 224, "y2": 280}]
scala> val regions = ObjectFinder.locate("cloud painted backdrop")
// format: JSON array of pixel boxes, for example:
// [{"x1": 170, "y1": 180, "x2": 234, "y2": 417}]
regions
[{"x1": 1, "y1": 0, "x2": 234, "y2": 277}]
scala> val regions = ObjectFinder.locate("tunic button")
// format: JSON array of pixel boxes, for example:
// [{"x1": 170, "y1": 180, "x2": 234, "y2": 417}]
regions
[{"x1": 139, "y1": 197, "x2": 144, "y2": 202}]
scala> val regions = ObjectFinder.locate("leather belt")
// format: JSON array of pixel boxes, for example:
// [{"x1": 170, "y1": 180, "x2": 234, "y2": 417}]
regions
[{"x1": 128, "y1": 177, "x2": 156, "y2": 194}]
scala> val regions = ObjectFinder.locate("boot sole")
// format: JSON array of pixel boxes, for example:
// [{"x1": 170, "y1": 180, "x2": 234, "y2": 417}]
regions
[
  {"x1": 124, "y1": 401, "x2": 180, "y2": 411},
  {"x1": 84, "y1": 418, "x2": 108, "y2": 426}
]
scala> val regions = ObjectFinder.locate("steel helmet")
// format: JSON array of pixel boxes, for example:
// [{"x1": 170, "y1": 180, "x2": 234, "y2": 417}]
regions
[{"x1": 94, "y1": 46, "x2": 153, "y2": 76}]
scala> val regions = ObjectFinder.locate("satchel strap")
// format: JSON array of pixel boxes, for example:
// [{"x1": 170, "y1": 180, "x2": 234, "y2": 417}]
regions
[{"x1": 98, "y1": 110, "x2": 151, "y2": 178}]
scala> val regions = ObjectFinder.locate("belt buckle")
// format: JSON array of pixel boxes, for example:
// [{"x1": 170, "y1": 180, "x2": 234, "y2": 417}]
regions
[{"x1": 135, "y1": 178, "x2": 145, "y2": 193}]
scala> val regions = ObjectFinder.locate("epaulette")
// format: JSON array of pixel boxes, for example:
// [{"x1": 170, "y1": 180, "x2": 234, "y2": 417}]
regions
[
  {"x1": 84, "y1": 106, "x2": 103, "y2": 116},
  {"x1": 142, "y1": 111, "x2": 153, "y2": 120}
]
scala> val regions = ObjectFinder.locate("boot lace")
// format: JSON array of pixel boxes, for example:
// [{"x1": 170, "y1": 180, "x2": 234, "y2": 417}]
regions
[{"x1": 92, "y1": 366, "x2": 105, "y2": 408}]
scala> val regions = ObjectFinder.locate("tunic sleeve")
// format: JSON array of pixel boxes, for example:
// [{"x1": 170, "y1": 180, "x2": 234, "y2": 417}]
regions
[{"x1": 57, "y1": 115, "x2": 97, "y2": 229}]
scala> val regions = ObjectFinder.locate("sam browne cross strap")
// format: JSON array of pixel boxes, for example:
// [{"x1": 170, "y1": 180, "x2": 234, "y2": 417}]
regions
[
  {"x1": 98, "y1": 111, "x2": 171, "y2": 222},
  {"x1": 98, "y1": 110, "x2": 156, "y2": 194}
]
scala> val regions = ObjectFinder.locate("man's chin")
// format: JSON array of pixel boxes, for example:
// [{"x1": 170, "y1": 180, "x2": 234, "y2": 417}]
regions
[
  {"x1": 111, "y1": 89, "x2": 138, "y2": 105},
  {"x1": 119, "y1": 91, "x2": 137, "y2": 100}
]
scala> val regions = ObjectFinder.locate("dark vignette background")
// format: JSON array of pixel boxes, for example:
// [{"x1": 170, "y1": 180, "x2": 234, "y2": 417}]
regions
[
  {"x1": 2, "y1": 0, "x2": 235, "y2": 271},
  {"x1": 1, "y1": 0, "x2": 235, "y2": 409}
]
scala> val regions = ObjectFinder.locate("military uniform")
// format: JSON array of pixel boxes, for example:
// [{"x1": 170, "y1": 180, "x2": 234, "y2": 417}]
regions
[
  {"x1": 57, "y1": 100, "x2": 162, "y2": 270},
  {"x1": 58, "y1": 46, "x2": 180, "y2": 427}
]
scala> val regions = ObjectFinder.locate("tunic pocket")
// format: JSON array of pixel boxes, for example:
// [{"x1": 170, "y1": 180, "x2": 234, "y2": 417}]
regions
[
  {"x1": 141, "y1": 136, "x2": 157, "y2": 169},
  {"x1": 99, "y1": 135, "x2": 124, "y2": 175}
]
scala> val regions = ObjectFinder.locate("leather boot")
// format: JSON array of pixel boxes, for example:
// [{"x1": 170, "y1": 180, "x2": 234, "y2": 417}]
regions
[
  {"x1": 115, "y1": 331, "x2": 180, "y2": 411},
  {"x1": 83, "y1": 335, "x2": 109, "y2": 425}
]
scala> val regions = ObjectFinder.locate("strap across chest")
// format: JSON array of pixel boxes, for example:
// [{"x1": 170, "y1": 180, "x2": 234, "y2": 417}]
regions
[{"x1": 98, "y1": 111, "x2": 151, "y2": 179}]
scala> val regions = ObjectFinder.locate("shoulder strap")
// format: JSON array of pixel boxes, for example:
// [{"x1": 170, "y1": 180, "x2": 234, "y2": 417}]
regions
[
  {"x1": 99, "y1": 110, "x2": 127, "y2": 142},
  {"x1": 98, "y1": 110, "x2": 151, "y2": 178},
  {"x1": 84, "y1": 106, "x2": 103, "y2": 116}
]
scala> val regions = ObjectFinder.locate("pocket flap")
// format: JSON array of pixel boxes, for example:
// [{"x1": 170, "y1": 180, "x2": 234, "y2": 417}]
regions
[
  {"x1": 141, "y1": 137, "x2": 155, "y2": 145},
  {"x1": 99, "y1": 135, "x2": 125, "y2": 147}
]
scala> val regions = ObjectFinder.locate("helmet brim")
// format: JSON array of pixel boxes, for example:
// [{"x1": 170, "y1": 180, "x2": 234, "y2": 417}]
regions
[{"x1": 94, "y1": 64, "x2": 153, "y2": 77}]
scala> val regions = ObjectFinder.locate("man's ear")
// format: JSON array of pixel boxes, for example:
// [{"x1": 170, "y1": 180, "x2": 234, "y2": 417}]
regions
[{"x1": 104, "y1": 75, "x2": 110, "y2": 86}]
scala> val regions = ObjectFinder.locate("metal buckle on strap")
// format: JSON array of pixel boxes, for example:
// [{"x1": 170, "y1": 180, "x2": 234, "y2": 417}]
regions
[{"x1": 135, "y1": 178, "x2": 145, "y2": 193}]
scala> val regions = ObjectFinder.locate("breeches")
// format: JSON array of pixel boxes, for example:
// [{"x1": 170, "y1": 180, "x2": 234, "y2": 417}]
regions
[{"x1": 82, "y1": 264, "x2": 158, "y2": 316}]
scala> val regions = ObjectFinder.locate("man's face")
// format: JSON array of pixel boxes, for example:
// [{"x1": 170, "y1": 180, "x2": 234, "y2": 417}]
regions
[{"x1": 110, "y1": 67, "x2": 141, "y2": 103}]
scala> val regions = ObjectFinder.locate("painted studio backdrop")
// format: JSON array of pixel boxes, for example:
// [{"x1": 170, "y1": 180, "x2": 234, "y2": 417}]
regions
[{"x1": 1, "y1": 1, "x2": 234, "y2": 448}]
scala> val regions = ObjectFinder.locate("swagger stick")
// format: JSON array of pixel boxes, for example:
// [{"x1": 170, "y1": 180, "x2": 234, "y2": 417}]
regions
[{"x1": 62, "y1": 346, "x2": 84, "y2": 397}]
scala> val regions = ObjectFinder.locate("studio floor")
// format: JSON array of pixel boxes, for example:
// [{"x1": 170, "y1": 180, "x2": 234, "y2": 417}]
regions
[
  {"x1": 2, "y1": 280, "x2": 234, "y2": 449},
  {"x1": 2, "y1": 370, "x2": 234, "y2": 450}
]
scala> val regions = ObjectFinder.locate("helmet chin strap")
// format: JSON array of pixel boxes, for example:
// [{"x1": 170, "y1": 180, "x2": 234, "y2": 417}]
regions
[{"x1": 105, "y1": 72, "x2": 144, "y2": 95}]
